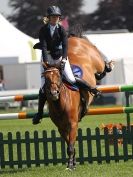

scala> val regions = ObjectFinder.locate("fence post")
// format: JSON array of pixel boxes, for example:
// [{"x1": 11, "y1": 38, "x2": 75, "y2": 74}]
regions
[
  {"x1": 95, "y1": 127, "x2": 102, "y2": 164},
  {"x1": 0, "y1": 132, "x2": 5, "y2": 168},
  {"x1": 78, "y1": 129, "x2": 84, "y2": 164},
  {"x1": 51, "y1": 130, "x2": 58, "y2": 165},
  {"x1": 122, "y1": 126, "x2": 128, "y2": 162},
  {"x1": 25, "y1": 131, "x2": 31, "y2": 168},
  {"x1": 43, "y1": 130, "x2": 49, "y2": 165},
  {"x1": 8, "y1": 132, "x2": 14, "y2": 168},
  {"x1": 125, "y1": 92, "x2": 131, "y2": 133},
  {"x1": 131, "y1": 126, "x2": 133, "y2": 158},
  {"x1": 104, "y1": 128, "x2": 110, "y2": 163},
  {"x1": 86, "y1": 128, "x2": 93, "y2": 164},
  {"x1": 16, "y1": 132, "x2": 22, "y2": 168},
  {"x1": 113, "y1": 127, "x2": 119, "y2": 162},
  {"x1": 34, "y1": 131, "x2": 40, "y2": 167}
]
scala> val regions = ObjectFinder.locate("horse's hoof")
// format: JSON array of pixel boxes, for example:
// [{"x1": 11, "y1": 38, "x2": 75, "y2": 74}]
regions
[
  {"x1": 65, "y1": 165, "x2": 76, "y2": 171},
  {"x1": 73, "y1": 165, "x2": 76, "y2": 170},
  {"x1": 65, "y1": 167, "x2": 72, "y2": 171}
]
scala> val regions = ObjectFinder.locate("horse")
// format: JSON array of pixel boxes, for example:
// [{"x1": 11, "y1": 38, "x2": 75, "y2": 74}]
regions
[{"x1": 43, "y1": 36, "x2": 105, "y2": 170}]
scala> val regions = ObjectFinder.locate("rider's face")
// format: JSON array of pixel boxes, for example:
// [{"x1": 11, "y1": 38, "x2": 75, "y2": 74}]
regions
[{"x1": 49, "y1": 15, "x2": 60, "y2": 25}]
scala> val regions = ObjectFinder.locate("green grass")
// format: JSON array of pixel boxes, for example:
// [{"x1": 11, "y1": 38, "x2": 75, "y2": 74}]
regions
[
  {"x1": 1, "y1": 162, "x2": 133, "y2": 177},
  {"x1": 0, "y1": 108, "x2": 133, "y2": 176}
]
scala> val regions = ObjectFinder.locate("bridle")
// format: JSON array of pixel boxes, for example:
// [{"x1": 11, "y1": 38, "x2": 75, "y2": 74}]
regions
[
  {"x1": 43, "y1": 67, "x2": 69, "y2": 117},
  {"x1": 44, "y1": 67, "x2": 63, "y2": 100}
]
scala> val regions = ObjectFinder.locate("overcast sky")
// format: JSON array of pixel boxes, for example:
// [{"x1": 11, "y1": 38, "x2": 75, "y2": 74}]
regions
[
  {"x1": 0, "y1": 0, "x2": 99, "y2": 16},
  {"x1": 82, "y1": 0, "x2": 99, "y2": 13}
]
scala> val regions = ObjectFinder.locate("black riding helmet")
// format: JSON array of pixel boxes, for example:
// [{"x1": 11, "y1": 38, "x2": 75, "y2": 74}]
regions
[{"x1": 47, "y1": 6, "x2": 61, "y2": 16}]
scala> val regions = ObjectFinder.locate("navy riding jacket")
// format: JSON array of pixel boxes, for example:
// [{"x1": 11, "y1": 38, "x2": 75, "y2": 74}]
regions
[{"x1": 38, "y1": 23, "x2": 68, "y2": 61}]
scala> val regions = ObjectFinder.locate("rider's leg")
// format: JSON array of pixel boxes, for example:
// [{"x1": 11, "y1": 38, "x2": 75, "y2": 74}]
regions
[
  {"x1": 32, "y1": 88, "x2": 47, "y2": 125},
  {"x1": 32, "y1": 62, "x2": 47, "y2": 125},
  {"x1": 62, "y1": 58, "x2": 100, "y2": 96},
  {"x1": 75, "y1": 77, "x2": 101, "y2": 96}
]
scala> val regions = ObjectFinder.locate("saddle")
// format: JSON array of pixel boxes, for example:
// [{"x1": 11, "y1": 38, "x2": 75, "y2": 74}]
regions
[
  {"x1": 63, "y1": 65, "x2": 87, "y2": 119},
  {"x1": 63, "y1": 64, "x2": 83, "y2": 91}
]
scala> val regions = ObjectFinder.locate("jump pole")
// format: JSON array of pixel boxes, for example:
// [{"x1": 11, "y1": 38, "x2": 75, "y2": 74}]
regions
[
  {"x1": 0, "y1": 112, "x2": 49, "y2": 120},
  {"x1": 0, "y1": 94, "x2": 38, "y2": 102},
  {"x1": 0, "y1": 85, "x2": 133, "y2": 102},
  {"x1": 87, "y1": 106, "x2": 133, "y2": 115},
  {"x1": 0, "y1": 106, "x2": 133, "y2": 120},
  {"x1": 98, "y1": 85, "x2": 133, "y2": 93}
]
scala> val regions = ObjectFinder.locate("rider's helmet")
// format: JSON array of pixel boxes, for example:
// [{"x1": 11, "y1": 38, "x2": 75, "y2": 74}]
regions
[{"x1": 47, "y1": 6, "x2": 62, "y2": 16}]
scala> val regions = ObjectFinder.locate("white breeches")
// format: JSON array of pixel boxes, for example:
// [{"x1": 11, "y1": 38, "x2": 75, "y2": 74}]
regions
[{"x1": 40, "y1": 55, "x2": 76, "y2": 89}]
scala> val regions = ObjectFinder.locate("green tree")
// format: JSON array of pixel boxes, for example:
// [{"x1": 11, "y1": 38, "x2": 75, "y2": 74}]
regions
[
  {"x1": 85, "y1": 0, "x2": 133, "y2": 32},
  {"x1": 8, "y1": 0, "x2": 83, "y2": 38}
]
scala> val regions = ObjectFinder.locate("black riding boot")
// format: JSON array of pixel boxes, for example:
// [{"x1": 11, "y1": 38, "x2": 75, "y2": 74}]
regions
[
  {"x1": 32, "y1": 88, "x2": 47, "y2": 125},
  {"x1": 75, "y1": 77, "x2": 101, "y2": 97}
]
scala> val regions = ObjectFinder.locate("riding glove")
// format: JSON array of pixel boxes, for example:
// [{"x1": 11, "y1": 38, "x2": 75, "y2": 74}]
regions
[{"x1": 61, "y1": 58, "x2": 67, "y2": 70}]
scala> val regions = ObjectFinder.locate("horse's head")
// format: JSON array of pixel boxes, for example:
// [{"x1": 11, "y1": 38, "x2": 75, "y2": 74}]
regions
[{"x1": 44, "y1": 67, "x2": 62, "y2": 101}]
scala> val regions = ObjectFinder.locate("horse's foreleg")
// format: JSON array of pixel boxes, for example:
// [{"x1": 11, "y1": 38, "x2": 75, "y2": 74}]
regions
[
  {"x1": 67, "y1": 122, "x2": 78, "y2": 170},
  {"x1": 58, "y1": 128, "x2": 75, "y2": 170},
  {"x1": 67, "y1": 144, "x2": 75, "y2": 170},
  {"x1": 73, "y1": 148, "x2": 76, "y2": 167}
]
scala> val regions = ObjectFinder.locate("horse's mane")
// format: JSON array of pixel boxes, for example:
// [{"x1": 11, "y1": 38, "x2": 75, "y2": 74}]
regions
[
  {"x1": 68, "y1": 24, "x2": 102, "y2": 57},
  {"x1": 68, "y1": 24, "x2": 83, "y2": 38}
]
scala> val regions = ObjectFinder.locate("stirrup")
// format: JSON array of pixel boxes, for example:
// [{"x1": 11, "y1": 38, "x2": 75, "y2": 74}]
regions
[{"x1": 90, "y1": 88, "x2": 101, "y2": 97}]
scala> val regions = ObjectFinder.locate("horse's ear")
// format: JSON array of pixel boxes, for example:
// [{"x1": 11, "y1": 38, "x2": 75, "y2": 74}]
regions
[
  {"x1": 33, "y1": 42, "x2": 42, "y2": 50},
  {"x1": 42, "y1": 61, "x2": 49, "y2": 69},
  {"x1": 101, "y1": 123, "x2": 105, "y2": 129}
]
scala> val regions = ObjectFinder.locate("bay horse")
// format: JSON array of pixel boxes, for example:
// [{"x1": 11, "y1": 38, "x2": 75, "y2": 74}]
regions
[{"x1": 43, "y1": 36, "x2": 105, "y2": 170}]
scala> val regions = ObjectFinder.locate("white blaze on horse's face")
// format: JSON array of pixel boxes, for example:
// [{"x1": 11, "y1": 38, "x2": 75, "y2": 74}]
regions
[{"x1": 45, "y1": 68, "x2": 61, "y2": 101}]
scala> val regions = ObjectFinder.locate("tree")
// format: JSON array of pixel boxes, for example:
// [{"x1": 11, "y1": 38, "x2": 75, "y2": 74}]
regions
[
  {"x1": 84, "y1": 0, "x2": 133, "y2": 32},
  {"x1": 8, "y1": 0, "x2": 83, "y2": 38}
]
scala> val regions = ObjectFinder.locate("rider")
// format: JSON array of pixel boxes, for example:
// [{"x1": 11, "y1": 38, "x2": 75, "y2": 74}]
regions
[{"x1": 32, "y1": 5, "x2": 106, "y2": 125}]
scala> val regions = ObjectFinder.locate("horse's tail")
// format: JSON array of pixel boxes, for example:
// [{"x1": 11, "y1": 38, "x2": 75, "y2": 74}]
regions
[{"x1": 68, "y1": 24, "x2": 83, "y2": 38}]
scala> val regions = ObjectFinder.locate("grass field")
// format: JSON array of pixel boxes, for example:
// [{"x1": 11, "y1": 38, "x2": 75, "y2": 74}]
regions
[
  {"x1": 0, "y1": 108, "x2": 133, "y2": 177},
  {"x1": 1, "y1": 161, "x2": 133, "y2": 177}
]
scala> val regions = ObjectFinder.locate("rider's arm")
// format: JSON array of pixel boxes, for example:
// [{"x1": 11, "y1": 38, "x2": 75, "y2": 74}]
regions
[
  {"x1": 39, "y1": 27, "x2": 48, "y2": 62},
  {"x1": 61, "y1": 26, "x2": 68, "y2": 59}
]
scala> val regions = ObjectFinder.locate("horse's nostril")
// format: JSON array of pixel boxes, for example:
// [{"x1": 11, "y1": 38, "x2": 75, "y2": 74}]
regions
[{"x1": 51, "y1": 90, "x2": 59, "y2": 95}]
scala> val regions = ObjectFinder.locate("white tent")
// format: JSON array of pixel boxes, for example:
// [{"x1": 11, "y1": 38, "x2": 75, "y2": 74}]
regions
[
  {"x1": 85, "y1": 33, "x2": 133, "y2": 84},
  {"x1": 0, "y1": 14, "x2": 40, "y2": 63}
]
